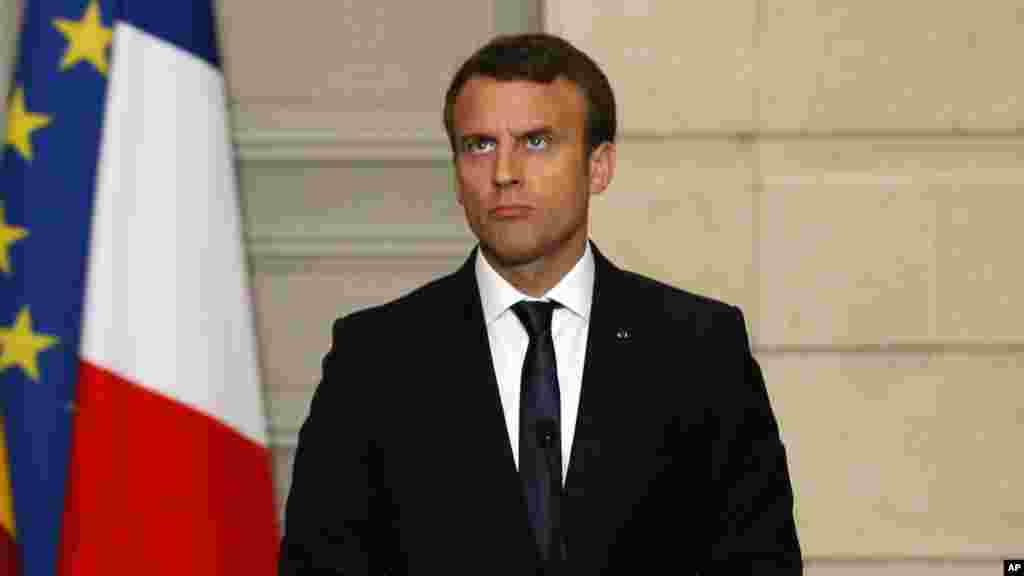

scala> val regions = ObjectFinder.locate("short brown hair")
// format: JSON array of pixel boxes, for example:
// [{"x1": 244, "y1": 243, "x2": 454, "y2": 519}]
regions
[{"x1": 443, "y1": 33, "x2": 617, "y2": 156}]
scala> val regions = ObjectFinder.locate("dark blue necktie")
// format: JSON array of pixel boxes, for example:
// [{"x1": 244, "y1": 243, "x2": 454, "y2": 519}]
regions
[{"x1": 511, "y1": 300, "x2": 564, "y2": 564}]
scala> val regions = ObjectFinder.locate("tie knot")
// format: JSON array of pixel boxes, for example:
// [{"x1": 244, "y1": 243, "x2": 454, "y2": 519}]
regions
[{"x1": 511, "y1": 300, "x2": 559, "y2": 340}]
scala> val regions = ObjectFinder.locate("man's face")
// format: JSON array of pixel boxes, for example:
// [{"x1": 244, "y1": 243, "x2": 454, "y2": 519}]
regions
[{"x1": 452, "y1": 76, "x2": 612, "y2": 271}]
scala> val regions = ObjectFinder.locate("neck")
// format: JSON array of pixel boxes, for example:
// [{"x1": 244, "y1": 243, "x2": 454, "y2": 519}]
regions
[{"x1": 482, "y1": 237, "x2": 587, "y2": 298}]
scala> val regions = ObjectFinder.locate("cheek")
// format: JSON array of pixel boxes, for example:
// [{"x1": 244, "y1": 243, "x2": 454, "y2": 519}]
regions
[
  {"x1": 456, "y1": 179, "x2": 491, "y2": 223},
  {"x1": 532, "y1": 154, "x2": 571, "y2": 186},
  {"x1": 455, "y1": 165, "x2": 481, "y2": 205},
  {"x1": 538, "y1": 156, "x2": 586, "y2": 197},
  {"x1": 457, "y1": 159, "x2": 491, "y2": 187}
]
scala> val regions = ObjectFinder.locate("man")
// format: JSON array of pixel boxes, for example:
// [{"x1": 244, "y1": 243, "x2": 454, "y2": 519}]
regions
[{"x1": 279, "y1": 33, "x2": 801, "y2": 574}]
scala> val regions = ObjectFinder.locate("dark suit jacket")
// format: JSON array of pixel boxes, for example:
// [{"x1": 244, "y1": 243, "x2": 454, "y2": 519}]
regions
[{"x1": 279, "y1": 242, "x2": 802, "y2": 575}]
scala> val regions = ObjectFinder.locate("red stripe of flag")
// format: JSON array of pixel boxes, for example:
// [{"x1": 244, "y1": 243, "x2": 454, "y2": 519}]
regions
[
  {"x1": 1, "y1": 526, "x2": 17, "y2": 576},
  {"x1": 58, "y1": 361, "x2": 278, "y2": 574}
]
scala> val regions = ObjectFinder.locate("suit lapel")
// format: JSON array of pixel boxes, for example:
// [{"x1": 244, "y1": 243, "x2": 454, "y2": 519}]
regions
[
  {"x1": 448, "y1": 248, "x2": 534, "y2": 532},
  {"x1": 565, "y1": 243, "x2": 635, "y2": 489},
  {"x1": 563, "y1": 243, "x2": 643, "y2": 557}
]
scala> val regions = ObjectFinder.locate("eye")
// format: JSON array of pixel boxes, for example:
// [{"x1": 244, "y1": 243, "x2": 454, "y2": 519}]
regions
[
  {"x1": 463, "y1": 138, "x2": 495, "y2": 155},
  {"x1": 525, "y1": 134, "x2": 550, "y2": 150}
]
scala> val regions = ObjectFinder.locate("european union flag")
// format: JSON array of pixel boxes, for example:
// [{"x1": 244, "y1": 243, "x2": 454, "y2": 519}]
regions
[
  {"x1": 1, "y1": 1, "x2": 113, "y2": 574},
  {"x1": 3, "y1": 1, "x2": 279, "y2": 573}
]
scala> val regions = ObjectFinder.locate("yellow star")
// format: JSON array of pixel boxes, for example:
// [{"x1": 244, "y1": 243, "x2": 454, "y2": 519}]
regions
[
  {"x1": 4, "y1": 87, "x2": 52, "y2": 162},
  {"x1": 0, "y1": 204, "x2": 28, "y2": 275},
  {"x1": 0, "y1": 307, "x2": 59, "y2": 382},
  {"x1": 53, "y1": 0, "x2": 113, "y2": 75}
]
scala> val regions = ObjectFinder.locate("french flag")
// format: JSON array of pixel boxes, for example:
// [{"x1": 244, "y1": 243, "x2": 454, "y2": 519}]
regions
[{"x1": 1, "y1": 1, "x2": 278, "y2": 574}]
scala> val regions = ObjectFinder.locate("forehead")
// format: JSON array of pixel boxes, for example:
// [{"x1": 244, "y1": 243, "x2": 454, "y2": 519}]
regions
[{"x1": 452, "y1": 76, "x2": 586, "y2": 135}]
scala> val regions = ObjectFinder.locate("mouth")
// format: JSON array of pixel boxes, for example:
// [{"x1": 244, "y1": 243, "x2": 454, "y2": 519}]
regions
[{"x1": 490, "y1": 206, "x2": 533, "y2": 219}]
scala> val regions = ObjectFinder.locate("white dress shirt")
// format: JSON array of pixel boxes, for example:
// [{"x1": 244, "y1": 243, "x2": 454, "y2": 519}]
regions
[{"x1": 475, "y1": 241, "x2": 594, "y2": 483}]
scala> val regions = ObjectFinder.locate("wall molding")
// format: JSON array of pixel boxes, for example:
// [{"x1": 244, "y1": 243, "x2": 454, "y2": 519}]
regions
[
  {"x1": 247, "y1": 234, "x2": 474, "y2": 262},
  {"x1": 234, "y1": 129, "x2": 453, "y2": 162}
]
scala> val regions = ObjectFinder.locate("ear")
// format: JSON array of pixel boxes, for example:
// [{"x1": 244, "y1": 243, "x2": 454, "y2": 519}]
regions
[{"x1": 587, "y1": 141, "x2": 615, "y2": 196}]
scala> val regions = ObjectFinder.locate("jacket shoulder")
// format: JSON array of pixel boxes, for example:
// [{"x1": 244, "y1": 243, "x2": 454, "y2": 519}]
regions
[
  {"x1": 614, "y1": 267, "x2": 744, "y2": 331},
  {"x1": 329, "y1": 267, "x2": 465, "y2": 336}
]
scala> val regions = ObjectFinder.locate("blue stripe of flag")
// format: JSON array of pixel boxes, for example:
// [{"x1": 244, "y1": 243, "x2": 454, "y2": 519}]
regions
[{"x1": 115, "y1": 0, "x2": 220, "y2": 69}]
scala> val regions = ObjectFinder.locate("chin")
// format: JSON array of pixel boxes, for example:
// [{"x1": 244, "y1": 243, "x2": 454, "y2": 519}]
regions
[{"x1": 481, "y1": 239, "x2": 546, "y2": 268}]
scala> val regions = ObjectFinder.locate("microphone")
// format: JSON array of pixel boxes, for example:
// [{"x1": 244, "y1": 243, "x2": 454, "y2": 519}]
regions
[
  {"x1": 535, "y1": 418, "x2": 556, "y2": 450},
  {"x1": 534, "y1": 418, "x2": 561, "y2": 486}
]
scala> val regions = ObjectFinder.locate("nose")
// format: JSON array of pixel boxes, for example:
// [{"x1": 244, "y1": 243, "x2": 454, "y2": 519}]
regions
[{"x1": 492, "y1": 143, "x2": 521, "y2": 189}]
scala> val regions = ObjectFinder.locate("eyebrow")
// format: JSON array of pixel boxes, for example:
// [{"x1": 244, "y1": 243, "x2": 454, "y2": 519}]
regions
[
  {"x1": 460, "y1": 125, "x2": 557, "y2": 144},
  {"x1": 514, "y1": 126, "x2": 555, "y2": 140}
]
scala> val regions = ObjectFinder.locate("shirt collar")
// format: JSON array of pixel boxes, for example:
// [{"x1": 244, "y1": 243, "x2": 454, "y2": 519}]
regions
[{"x1": 475, "y1": 240, "x2": 595, "y2": 326}]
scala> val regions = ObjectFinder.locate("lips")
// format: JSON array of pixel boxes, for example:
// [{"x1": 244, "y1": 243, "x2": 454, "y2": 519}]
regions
[{"x1": 490, "y1": 206, "x2": 533, "y2": 218}]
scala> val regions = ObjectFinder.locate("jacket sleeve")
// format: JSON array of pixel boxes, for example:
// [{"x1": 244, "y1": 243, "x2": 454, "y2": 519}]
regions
[
  {"x1": 703, "y1": 305, "x2": 803, "y2": 574},
  {"x1": 278, "y1": 315, "x2": 400, "y2": 575}
]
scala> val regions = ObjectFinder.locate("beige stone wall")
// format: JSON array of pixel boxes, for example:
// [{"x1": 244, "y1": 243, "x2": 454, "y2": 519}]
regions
[{"x1": 550, "y1": 0, "x2": 1023, "y2": 573}]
